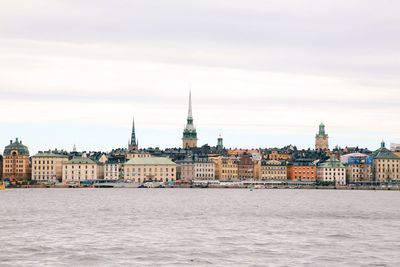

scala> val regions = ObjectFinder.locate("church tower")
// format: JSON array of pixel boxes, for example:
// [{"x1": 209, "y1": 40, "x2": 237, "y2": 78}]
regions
[
  {"x1": 217, "y1": 134, "x2": 224, "y2": 150},
  {"x1": 129, "y1": 117, "x2": 138, "y2": 151},
  {"x1": 182, "y1": 91, "x2": 198, "y2": 149},
  {"x1": 315, "y1": 122, "x2": 329, "y2": 150}
]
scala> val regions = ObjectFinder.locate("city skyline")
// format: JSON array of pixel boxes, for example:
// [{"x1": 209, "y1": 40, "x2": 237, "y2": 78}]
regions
[{"x1": 1, "y1": 1, "x2": 400, "y2": 153}]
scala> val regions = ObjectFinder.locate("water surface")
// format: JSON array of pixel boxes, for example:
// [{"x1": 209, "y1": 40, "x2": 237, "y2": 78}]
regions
[{"x1": 1, "y1": 189, "x2": 399, "y2": 266}]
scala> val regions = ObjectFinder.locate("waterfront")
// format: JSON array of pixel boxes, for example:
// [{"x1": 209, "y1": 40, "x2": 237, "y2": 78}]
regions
[{"x1": 1, "y1": 189, "x2": 400, "y2": 266}]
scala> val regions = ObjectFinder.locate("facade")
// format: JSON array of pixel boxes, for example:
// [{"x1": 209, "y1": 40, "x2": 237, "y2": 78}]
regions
[
  {"x1": 317, "y1": 157, "x2": 346, "y2": 185},
  {"x1": 237, "y1": 153, "x2": 254, "y2": 180},
  {"x1": 182, "y1": 91, "x2": 198, "y2": 148},
  {"x1": 263, "y1": 149, "x2": 291, "y2": 161},
  {"x1": 104, "y1": 156, "x2": 125, "y2": 180},
  {"x1": 2, "y1": 138, "x2": 31, "y2": 181},
  {"x1": 220, "y1": 157, "x2": 238, "y2": 180},
  {"x1": 372, "y1": 141, "x2": 400, "y2": 182},
  {"x1": 176, "y1": 158, "x2": 195, "y2": 180},
  {"x1": 31, "y1": 151, "x2": 69, "y2": 183},
  {"x1": 287, "y1": 160, "x2": 317, "y2": 181},
  {"x1": 340, "y1": 153, "x2": 372, "y2": 183},
  {"x1": 62, "y1": 157, "x2": 102, "y2": 183},
  {"x1": 260, "y1": 160, "x2": 287, "y2": 180},
  {"x1": 194, "y1": 157, "x2": 215, "y2": 180},
  {"x1": 315, "y1": 123, "x2": 329, "y2": 150},
  {"x1": 124, "y1": 157, "x2": 177, "y2": 183},
  {"x1": 126, "y1": 151, "x2": 151, "y2": 160}
]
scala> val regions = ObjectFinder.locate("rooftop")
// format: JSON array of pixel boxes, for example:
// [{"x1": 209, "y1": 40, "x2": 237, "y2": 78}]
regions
[{"x1": 125, "y1": 157, "x2": 176, "y2": 166}]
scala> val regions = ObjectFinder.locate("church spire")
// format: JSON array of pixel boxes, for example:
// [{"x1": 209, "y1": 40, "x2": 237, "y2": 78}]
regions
[
  {"x1": 131, "y1": 116, "x2": 137, "y2": 146},
  {"x1": 182, "y1": 90, "x2": 198, "y2": 149},
  {"x1": 129, "y1": 116, "x2": 138, "y2": 151},
  {"x1": 188, "y1": 89, "x2": 193, "y2": 120}
]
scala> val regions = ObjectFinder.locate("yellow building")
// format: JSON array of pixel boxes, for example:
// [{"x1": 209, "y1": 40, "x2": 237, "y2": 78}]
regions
[
  {"x1": 2, "y1": 138, "x2": 31, "y2": 182},
  {"x1": 260, "y1": 160, "x2": 287, "y2": 180},
  {"x1": 124, "y1": 157, "x2": 177, "y2": 183},
  {"x1": 32, "y1": 151, "x2": 69, "y2": 183},
  {"x1": 220, "y1": 157, "x2": 238, "y2": 181}
]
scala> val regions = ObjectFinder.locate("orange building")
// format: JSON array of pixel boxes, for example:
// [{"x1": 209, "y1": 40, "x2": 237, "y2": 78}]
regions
[
  {"x1": 287, "y1": 160, "x2": 316, "y2": 181},
  {"x1": 228, "y1": 149, "x2": 259, "y2": 157},
  {"x1": 263, "y1": 150, "x2": 291, "y2": 161},
  {"x1": 2, "y1": 138, "x2": 31, "y2": 182}
]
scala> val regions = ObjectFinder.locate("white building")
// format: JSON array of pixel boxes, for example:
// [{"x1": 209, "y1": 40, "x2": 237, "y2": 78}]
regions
[
  {"x1": 317, "y1": 157, "x2": 346, "y2": 185},
  {"x1": 194, "y1": 158, "x2": 215, "y2": 180},
  {"x1": 62, "y1": 157, "x2": 103, "y2": 183},
  {"x1": 104, "y1": 157, "x2": 125, "y2": 180},
  {"x1": 31, "y1": 151, "x2": 69, "y2": 183}
]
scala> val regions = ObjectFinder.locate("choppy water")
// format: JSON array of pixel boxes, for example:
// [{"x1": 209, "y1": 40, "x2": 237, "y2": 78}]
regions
[{"x1": 1, "y1": 189, "x2": 400, "y2": 266}]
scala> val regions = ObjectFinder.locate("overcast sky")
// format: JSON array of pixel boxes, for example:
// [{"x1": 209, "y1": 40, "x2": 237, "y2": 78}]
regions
[{"x1": 1, "y1": 0, "x2": 399, "y2": 154}]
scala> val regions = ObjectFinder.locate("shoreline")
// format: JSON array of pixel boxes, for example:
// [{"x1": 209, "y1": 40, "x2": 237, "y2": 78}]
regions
[{"x1": 4, "y1": 185, "x2": 400, "y2": 191}]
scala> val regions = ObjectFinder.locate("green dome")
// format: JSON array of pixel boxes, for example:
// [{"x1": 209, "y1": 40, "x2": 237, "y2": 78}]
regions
[{"x1": 3, "y1": 138, "x2": 30, "y2": 156}]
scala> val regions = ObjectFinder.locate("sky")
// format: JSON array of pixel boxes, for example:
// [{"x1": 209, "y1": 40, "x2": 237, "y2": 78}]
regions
[{"x1": 1, "y1": 0, "x2": 399, "y2": 154}]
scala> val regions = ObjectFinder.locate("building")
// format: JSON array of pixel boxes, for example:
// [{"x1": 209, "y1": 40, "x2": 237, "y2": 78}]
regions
[
  {"x1": 340, "y1": 153, "x2": 372, "y2": 183},
  {"x1": 317, "y1": 157, "x2": 346, "y2": 185},
  {"x1": 263, "y1": 149, "x2": 291, "y2": 161},
  {"x1": 260, "y1": 160, "x2": 287, "y2": 180},
  {"x1": 31, "y1": 151, "x2": 69, "y2": 183},
  {"x1": 315, "y1": 123, "x2": 329, "y2": 150},
  {"x1": 287, "y1": 159, "x2": 317, "y2": 182},
  {"x1": 237, "y1": 153, "x2": 254, "y2": 180},
  {"x1": 372, "y1": 141, "x2": 400, "y2": 182},
  {"x1": 62, "y1": 157, "x2": 103, "y2": 183},
  {"x1": 128, "y1": 117, "x2": 138, "y2": 152},
  {"x1": 182, "y1": 91, "x2": 198, "y2": 149},
  {"x1": 2, "y1": 138, "x2": 31, "y2": 182},
  {"x1": 220, "y1": 157, "x2": 238, "y2": 180},
  {"x1": 194, "y1": 157, "x2": 215, "y2": 180},
  {"x1": 126, "y1": 151, "x2": 152, "y2": 160},
  {"x1": 176, "y1": 158, "x2": 195, "y2": 180},
  {"x1": 124, "y1": 157, "x2": 177, "y2": 183},
  {"x1": 104, "y1": 156, "x2": 125, "y2": 180}
]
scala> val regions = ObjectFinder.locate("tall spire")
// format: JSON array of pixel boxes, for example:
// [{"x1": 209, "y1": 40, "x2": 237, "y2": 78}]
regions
[
  {"x1": 182, "y1": 89, "x2": 198, "y2": 148},
  {"x1": 129, "y1": 116, "x2": 138, "y2": 151},
  {"x1": 131, "y1": 116, "x2": 137, "y2": 146},
  {"x1": 188, "y1": 89, "x2": 193, "y2": 119}
]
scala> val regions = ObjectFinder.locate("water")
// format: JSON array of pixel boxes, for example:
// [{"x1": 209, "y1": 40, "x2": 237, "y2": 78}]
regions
[{"x1": 1, "y1": 189, "x2": 399, "y2": 266}]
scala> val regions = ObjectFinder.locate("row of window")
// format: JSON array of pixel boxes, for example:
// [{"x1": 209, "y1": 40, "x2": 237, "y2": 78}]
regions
[
  {"x1": 33, "y1": 160, "x2": 55, "y2": 164},
  {"x1": 34, "y1": 166, "x2": 54, "y2": 170}
]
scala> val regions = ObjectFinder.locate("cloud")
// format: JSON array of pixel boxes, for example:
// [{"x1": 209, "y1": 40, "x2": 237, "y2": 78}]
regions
[{"x1": 0, "y1": 1, "x2": 399, "y2": 152}]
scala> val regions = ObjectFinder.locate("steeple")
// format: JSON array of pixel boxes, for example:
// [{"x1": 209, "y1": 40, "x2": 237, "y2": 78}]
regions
[
  {"x1": 131, "y1": 117, "x2": 137, "y2": 146},
  {"x1": 182, "y1": 90, "x2": 198, "y2": 149},
  {"x1": 129, "y1": 116, "x2": 138, "y2": 151},
  {"x1": 188, "y1": 89, "x2": 193, "y2": 120},
  {"x1": 319, "y1": 122, "x2": 326, "y2": 136}
]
